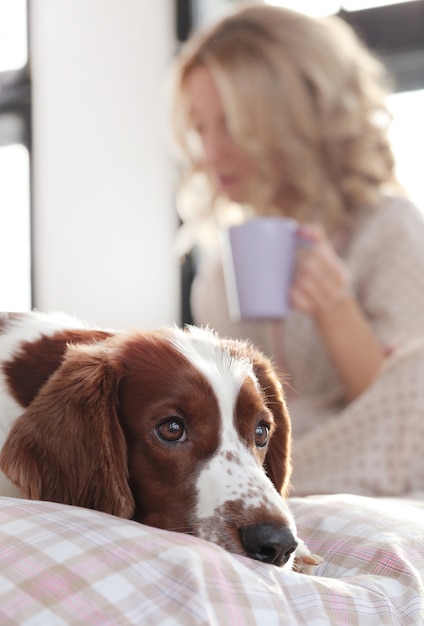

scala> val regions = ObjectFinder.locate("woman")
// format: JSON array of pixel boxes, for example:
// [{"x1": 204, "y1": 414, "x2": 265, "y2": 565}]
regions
[{"x1": 170, "y1": 3, "x2": 424, "y2": 497}]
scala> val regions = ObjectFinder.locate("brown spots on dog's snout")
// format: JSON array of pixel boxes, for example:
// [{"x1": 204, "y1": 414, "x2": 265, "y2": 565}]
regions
[
  {"x1": 224, "y1": 451, "x2": 242, "y2": 465},
  {"x1": 195, "y1": 442, "x2": 296, "y2": 565},
  {"x1": 196, "y1": 498, "x2": 294, "y2": 565}
]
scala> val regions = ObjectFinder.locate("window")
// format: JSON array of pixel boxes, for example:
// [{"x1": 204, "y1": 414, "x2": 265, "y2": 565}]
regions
[
  {"x1": 0, "y1": 143, "x2": 31, "y2": 310},
  {"x1": 389, "y1": 89, "x2": 424, "y2": 210},
  {"x1": 0, "y1": 0, "x2": 31, "y2": 310}
]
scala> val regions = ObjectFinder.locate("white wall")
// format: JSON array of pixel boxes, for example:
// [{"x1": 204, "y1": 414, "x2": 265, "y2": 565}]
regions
[{"x1": 30, "y1": 0, "x2": 179, "y2": 330}]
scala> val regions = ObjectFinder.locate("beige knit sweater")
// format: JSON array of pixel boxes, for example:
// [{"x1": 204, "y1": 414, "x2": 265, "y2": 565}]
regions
[{"x1": 190, "y1": 196, "x2": 424, "y2": 497}]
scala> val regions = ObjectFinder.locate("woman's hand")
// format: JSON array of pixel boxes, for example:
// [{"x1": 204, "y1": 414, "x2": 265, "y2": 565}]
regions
[
  {"x1": 289, "y1": 223, "x2": 385, "y2": 402},
  {"x1": 290, "y1": 224, "x2": 351, "y2": 320}
]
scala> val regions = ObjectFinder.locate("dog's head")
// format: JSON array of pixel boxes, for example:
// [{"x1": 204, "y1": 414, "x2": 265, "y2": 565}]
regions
[{"x1": 0, "y1": 325, "x2": 296, "y2": 566}]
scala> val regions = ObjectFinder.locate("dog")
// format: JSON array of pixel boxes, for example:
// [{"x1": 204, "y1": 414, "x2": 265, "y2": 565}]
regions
[{"x1": 0, "y1": 311, "x2": 320, "y2": 570}]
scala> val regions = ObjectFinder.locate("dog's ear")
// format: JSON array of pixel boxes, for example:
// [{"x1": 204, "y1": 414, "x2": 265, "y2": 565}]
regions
[
  {"x1": 250, "y1": 353, "x2": 292, "y2": 496},
  {"x1": 0, "y1": 341, "x2": 135, "y2": 518},
  {"x1": 224, "y1": 338, "x2": 292, "y2": 496}
]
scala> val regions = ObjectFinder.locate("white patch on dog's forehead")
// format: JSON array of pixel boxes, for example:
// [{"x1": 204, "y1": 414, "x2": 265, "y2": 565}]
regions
[{"x1": 168, "y1": 326, "x2": 257, "y2": 405}]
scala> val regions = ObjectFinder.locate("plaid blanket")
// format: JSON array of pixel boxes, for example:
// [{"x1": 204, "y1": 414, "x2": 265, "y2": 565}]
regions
[{"x1": 0, "y1": 494, "x2": 423, "y2": 625}]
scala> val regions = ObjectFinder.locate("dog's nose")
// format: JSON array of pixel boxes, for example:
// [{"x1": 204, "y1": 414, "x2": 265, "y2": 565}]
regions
[{"x1": 240, "y1": 524, "x2": 298, "y2": 566}]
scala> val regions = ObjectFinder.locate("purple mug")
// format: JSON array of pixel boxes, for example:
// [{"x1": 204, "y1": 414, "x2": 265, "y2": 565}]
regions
[{"x1": 222, "y1": 217, "x2": 300, "y2": 320}]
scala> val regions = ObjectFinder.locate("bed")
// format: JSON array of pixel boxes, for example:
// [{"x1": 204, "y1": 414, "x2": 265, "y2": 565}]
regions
[{"x1": 1, "y1": 493, "x2": 423, "y2": 625}]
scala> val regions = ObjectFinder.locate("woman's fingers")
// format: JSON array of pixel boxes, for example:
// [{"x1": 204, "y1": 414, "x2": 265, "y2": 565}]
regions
[{"x1": 291, "y1": 226, "x2": 351, "y2": 316}]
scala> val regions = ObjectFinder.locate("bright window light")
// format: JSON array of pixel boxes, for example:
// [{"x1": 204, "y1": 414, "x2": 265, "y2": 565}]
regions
[
  {"x1": 0, "y1": 143, "x2": 31, "y2": 310},
  {"x1": 343, "y1": 0, "x2": 421, "y2": 10},
  {"x1": 0, "y1": 0, "x2": 27, "y2": 72},
  {"x1": 263, "y1": 1, "x2": 341, "y2": 16},
  {"x1": 388, "y1": 89, "x2": 424, "y2": 212}
]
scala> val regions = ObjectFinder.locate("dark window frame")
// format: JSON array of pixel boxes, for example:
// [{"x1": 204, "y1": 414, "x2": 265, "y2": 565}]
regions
[
  {"x1": 176, "y1": 0, "x2": 424, "y2": 92},
  {"x1": 340, "y1": 1, "x2": 424, "y2": 92}
]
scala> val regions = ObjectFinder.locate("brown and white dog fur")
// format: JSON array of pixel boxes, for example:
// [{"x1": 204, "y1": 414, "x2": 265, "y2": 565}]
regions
[{"x1": 0, "y1": 311, "x2": 318, "y2": 570}]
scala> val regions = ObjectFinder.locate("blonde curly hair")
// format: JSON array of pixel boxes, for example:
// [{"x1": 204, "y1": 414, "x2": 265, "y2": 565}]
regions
[{"x1": 170, "y1": 2, "x2": 402, "y2": 248}]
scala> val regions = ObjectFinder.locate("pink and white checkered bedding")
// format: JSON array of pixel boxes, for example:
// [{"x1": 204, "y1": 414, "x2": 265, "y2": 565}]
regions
[{"x1": 0, "y1": 494, "x2": 423, "y2": 625}]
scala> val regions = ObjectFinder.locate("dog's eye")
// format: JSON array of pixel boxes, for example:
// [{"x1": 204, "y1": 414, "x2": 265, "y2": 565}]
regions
[
  {"x1": 156, "y1": 418, "x2": 187, "y2": 444},
  {"x1": 255, "y1": 423, "x2": 270, "y2": 448}
]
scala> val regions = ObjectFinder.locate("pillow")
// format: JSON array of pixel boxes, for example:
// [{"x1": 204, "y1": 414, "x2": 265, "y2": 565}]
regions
[{"x1": 0, "y1": 494, "x2": 423, "y2": 625}]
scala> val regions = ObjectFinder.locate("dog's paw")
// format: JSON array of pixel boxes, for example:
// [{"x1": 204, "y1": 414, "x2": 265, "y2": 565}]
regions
[{"x1": 292, "y1": 538, "x2": 323, "y2": 574}]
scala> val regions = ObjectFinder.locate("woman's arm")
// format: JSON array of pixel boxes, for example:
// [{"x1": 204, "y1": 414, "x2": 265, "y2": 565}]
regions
[{"x1": 290, "y1": 224, "x2": 385, "y2": 402}]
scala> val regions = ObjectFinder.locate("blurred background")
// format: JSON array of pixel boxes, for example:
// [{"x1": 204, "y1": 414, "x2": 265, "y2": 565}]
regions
[{"x1": 0, "y1": 0, "x2": 423, "y2": 329}]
